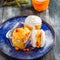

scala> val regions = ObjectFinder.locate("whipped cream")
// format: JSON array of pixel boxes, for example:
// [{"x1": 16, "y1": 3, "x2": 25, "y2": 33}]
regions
[{"x1": 25, "y1": 15, "x2": 42, "y2": 28}]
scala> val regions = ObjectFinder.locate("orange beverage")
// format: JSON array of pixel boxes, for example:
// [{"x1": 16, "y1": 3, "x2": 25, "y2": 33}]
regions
[{"x1": 32, "y1": 0, "x2": 50, "y2": 12}]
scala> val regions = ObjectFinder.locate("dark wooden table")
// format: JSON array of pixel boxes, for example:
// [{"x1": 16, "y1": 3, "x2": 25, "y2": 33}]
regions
[{"x1": 0, "y1": 0, "x2": 60, "y2": 60}]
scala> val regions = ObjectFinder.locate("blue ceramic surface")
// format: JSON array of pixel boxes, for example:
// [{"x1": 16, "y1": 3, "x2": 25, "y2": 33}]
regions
[{"x1": 0, "y1": 16, "x2": 55, "y2": 59}]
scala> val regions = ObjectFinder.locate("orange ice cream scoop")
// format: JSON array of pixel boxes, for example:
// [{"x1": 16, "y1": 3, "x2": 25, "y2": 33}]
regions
[
  {"x1": 32, "y1": 0, "x2": 50, "y2": 12},
  {"x1": 11, "y1": 27, "x2": 30, "y2": 50}
]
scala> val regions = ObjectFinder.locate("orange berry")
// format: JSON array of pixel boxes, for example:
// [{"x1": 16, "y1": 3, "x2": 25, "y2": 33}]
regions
[
  {"x1": 26, "y1": 48, "x2": 30, "y2": 52},
  {"x1": 15, "y1": 29, "x2": 19, "y2": 32},
  {"x1": 23, "y1": 48, "x2": 29, "y2": 52},
  {"x1": 15, "y1": 47, "x2": 19, "y2": 51},
  {"x1": 36, "y1": 42, "x2": 39, "y2": 46}
]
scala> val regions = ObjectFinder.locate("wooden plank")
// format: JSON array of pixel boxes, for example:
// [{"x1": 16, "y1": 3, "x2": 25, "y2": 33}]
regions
[
  {"x1": 2, "y1": 7, "x2": 21, "y2": 22},
  {"x1": 42, "y1": 49, "x2": 55, "y2": 60},
  {"x1": 0, "y1": 0, "x2": 3, "y2": 7},
  {"x1": 0, "y1": 8, "x2": 3, "y2": 24}
]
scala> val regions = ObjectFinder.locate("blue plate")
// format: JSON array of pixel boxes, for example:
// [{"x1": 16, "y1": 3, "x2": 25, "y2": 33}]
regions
[{"x1": 0, "y1": 16, "x2": 55, "y2": 59}]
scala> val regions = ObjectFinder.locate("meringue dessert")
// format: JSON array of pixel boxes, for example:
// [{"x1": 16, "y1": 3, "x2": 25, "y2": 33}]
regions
[
  {"x1": 31, "y1": 29, "x2": 46, "y2": 48},
  {"x1": 24, "y1": 15, "x2": 42, "y2": 30}
]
